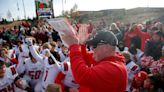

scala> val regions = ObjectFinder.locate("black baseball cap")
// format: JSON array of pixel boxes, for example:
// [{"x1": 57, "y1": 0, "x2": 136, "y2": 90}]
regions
[{"x1": 86, "y1": 30, "x2": 118, "y2": 47}]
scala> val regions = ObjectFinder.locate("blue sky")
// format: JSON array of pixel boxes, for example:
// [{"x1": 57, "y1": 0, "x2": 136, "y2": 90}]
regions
[
  {"x1": 0, "y1": 0, "x2": 164, "y2": 20},
  {"x1": 0, "y1": 0, "x2": 36, "y2": 20}
]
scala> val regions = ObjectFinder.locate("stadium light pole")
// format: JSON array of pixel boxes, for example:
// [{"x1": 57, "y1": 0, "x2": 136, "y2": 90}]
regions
[
  {"x1": 17, "y1": 0, "x2": 20, "y2": 20},
  {"x1": 62, "y1": 0, "x2": 65, "y2": 14},
  {"x1": 22, "y1": 0, "x2": 26, "y2": 19}
]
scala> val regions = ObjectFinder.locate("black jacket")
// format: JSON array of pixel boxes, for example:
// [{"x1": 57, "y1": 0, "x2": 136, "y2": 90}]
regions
[{"x1": 144, "y1": 40, "x2": 164, "y2": 60}]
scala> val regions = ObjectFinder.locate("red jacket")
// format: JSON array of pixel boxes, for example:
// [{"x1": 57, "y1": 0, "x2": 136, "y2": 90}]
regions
[
  {"x1": 69, "y1": 44, "x2": 128, "y2": 92},
  {"x1": 124, "y1": 26, "x2": 141, "y2": 48},
  {"x1": 140, "y1": 32, "x2": 151, "y2": 51},
  {"x1": 124, "y1": 26, "x2": 150, "y2": 51}
]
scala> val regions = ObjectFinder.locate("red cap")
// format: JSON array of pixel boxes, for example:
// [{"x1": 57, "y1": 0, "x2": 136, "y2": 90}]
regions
[{"x1": 134, "y1": 71, "x2": 148, "y2": 81}]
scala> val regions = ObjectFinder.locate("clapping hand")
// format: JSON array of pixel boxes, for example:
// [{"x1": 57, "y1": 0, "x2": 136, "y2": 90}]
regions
[
  {"x1": 77, "y1": 24, "x2": 91, "y2": 45},
  {"x1": 60, "y1": 33, "x2": 79, "y2": 48},
  {"x1": 60, "y1": 23, "x2": 92, "y2": 47},
  {"x1": 60, "y1": 27, "x2": 79, "y2": 48}
]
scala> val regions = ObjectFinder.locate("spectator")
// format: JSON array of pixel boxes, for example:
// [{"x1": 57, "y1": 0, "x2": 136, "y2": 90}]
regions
[
  {"x1": 60, "y1": 25, "x2": 127, "y2": 92},
  {"x1": 124, "y1": 24, "x2": 140, "y2": 48},
  {"x1": 109, "y1": 23, "x2": 122, "y2": 42},
  {"x1": 124, "y1": 24, "x2": 150, "y2": 51},
  {"x1": 52, "y1": 31, "x2": 60, "y2": 42},
  {"x1": 144, "y1": 30, "x2": 164, "y2": 60},
  {"x1": 154, "y1": 22, "x2": 163, "y2": 32},
  {"x1": 144, "y1": 74, "x2": 164, "y2": 92}
]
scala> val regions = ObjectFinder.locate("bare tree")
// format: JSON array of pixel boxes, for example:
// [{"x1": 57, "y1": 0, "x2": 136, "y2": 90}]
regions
[
  {"x1": 70, "y1": 4, "x2": 79, "y2": 19},
  {"x1": 7, "y1": 10, "x2": 12, "y2": 21}
]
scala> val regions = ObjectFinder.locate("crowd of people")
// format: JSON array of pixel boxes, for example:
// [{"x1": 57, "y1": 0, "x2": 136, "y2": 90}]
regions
[{"x1": 0, "y1": 18, "x2": 163, "y2": 92}]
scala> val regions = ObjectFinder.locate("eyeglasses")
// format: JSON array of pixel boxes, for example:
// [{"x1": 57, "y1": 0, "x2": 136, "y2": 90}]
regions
[{"x1": 91, "y1": 43, "x2": 107, "y2": 49}]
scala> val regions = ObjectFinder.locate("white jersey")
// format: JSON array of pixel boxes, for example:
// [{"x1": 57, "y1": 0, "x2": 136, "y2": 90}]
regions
[
  {"x1": 135, "y1": 49, "x2": 144, "y2": 65},
  {"x1": 126, "y1": 61, "x2": 140, "y2": 92},
  {"x1": 42, "y1": 60, "x2": 60, "y2": 89},
  {"x1": 29, "y1": 46, "x2": 61, "y2": 92},
  {"x1": 15, "y1": 44, "x2": 30, "y2": 74},
  {"x1": 8, "y1": 49, "x2": 16, "y2": 59},
  {"x1": 22, "y1": 58, "x2": 44, "y2": 87},
  {"x1": 60, "y1": 60, "x2": 79, "y2": 88},
  {"x1": 0, "y1": 65, "x2": 18, "y2": 92},
  {"x1": 7, "y1": 49, "x2": 17, "y2": 65},
  {"x1": 34, "y1": 63, "x2": 60, "y2": 92},
  {"x1": 15, "y1": 44, "x2": 29, "y2": 58}
]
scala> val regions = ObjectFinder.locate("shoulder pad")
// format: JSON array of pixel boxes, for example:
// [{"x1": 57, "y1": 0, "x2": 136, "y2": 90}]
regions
[
  {"x1": 63, "y1": 62, "x2": 69, "y2": 71},
  {"x1": 131, "y1": 65, "x2": 138, "y2": 71},
  {"x1": 10, "y1": 66, "x2": 17, "y2": 75}
]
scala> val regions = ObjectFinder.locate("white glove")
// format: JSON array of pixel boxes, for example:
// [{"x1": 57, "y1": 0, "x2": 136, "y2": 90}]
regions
[
  {"x1": 44, "y1": 49, "x2": 61, "y2": 69},
  {"x1": 26, "y1": 38, "x2": 33, "y2": 46}
]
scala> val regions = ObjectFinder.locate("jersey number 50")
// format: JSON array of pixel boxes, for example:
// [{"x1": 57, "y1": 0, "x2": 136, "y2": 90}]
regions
[{"x1": 29, "y1": 70, "x2": 41, "y2": 79}]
